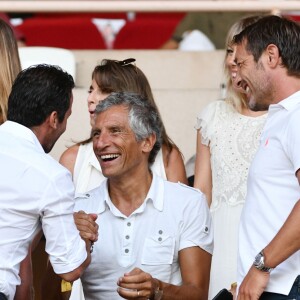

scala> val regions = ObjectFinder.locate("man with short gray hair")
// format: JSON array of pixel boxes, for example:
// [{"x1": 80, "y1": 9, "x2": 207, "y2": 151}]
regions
[{"x1": 74, "y1": 91, "x2": 213, "y2": 300}]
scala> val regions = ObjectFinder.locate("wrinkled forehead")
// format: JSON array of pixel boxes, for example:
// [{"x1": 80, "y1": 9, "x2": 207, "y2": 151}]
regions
[{"x1": 95, "y1": 105, "x2": 129, "y2": 126}]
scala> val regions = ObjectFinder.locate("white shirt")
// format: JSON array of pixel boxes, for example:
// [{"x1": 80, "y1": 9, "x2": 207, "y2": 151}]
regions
[
  {"x1": 238, "y1": 92, "x2": 300, "y2": 295},
  {"x1": 74, "y1": 174, "x2": 213, "y2": 300},
  {"x1": 0, "y1": 121, "x2": 87, "y2": 300}
]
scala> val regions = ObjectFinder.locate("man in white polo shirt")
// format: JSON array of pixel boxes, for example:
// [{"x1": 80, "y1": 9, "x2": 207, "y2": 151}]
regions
[
  {"x1": 0, "y1": 65, "x2": 98, "y2": 300},
  {"x1": 233, "y1": 15, "x2": 300, "y2": 299},
  {"x1": 73, "y1": 92, "x2": 213, "y2": 300}
]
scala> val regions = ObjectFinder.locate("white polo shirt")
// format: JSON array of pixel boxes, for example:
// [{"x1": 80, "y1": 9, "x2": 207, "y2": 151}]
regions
[
  {"x1": 238, "y1": 91, "x2": 300, "y2": 295},
  {"x1": 74, "y1": 174, "x2": 213, "y2": 300},
  {"x1": 0, "y1": 121, "x2": 87, "y2": 300}
]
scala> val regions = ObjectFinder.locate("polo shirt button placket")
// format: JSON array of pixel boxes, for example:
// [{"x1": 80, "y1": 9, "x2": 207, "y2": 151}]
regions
[
  {"x1": 122, "y1": 217, "x2": 134, "y2": 263},
  {"x1": 158, "y1": 229, "x2": 163, "y2": 242}
]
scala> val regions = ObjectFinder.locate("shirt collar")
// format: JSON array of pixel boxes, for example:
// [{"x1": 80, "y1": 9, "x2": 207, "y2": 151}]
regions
[
  {"x1": 97, "y1": 173, "x2": 165, "y2": 216},
  {"x1": 269, "y1": 90, "x2": 300, "y2": 113},
  {"x1": 0, "y1": 121, "x2": 45, "y2": 153}
]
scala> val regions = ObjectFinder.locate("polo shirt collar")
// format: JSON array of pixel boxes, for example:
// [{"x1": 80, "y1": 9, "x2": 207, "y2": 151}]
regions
[
  {"x1": 99, "y1": 173, "x2": 164, "y2": 217},
  {"x1": 144, "y1": 173, "x2": 164, "y2": 211},
  {"x1": 270, "y1": 90, "x2": 300, "y2": 112}
]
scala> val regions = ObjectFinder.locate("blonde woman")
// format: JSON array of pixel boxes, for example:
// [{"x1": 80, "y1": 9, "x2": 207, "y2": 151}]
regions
[
  {"x1": 0, "y1": 18, "x2": 21, "y2": 124},
  {"x1": 194, "y1": 15, "x2": 267, "y2": 299}
]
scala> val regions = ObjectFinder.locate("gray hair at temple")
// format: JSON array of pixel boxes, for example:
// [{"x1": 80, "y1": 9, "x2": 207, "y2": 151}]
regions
[{"x1": 94, "y1": 91, "x2": 162, "y2": 165}]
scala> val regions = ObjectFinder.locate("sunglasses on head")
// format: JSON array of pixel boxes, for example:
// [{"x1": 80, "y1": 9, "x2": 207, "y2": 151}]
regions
[{"x1": 116, "y1": 58, "x2": 136, "y2": 66}]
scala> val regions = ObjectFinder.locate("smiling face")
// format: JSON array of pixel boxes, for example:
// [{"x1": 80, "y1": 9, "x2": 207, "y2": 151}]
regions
[
  {"x1": 87, "y1": 79, "x2": 110, "y2": 127},
  {"x1": 225, "y1": 43, "x2": 245, "y2": 94},
  {"x1": 235, "y1": 40, "x2": 273, "y2": 111},
  {"x1": 92, "y1": 105, "x2": 148, "y2": 180}
]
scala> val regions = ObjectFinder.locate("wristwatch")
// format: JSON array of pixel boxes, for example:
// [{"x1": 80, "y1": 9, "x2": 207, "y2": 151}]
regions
[{"x1": 253, "y1": 250, "x2": 274, "y2": 273}]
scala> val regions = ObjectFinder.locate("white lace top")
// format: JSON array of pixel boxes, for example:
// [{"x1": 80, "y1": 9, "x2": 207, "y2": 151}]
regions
[{"x1": 196, "y1": 100, "x2": 267, "y2": 211}]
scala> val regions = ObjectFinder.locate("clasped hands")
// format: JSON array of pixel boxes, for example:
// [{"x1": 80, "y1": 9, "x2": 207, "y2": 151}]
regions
[{"x1": 117, "y1": 267, "x2": 160, "y2": 300}]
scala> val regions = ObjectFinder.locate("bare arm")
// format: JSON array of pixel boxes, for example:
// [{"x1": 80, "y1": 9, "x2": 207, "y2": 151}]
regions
[
  {"x1": 117, "y1": 246, "x2": 212, "y2": 300},
  {"x1": 59, "y1": 145, "x2": 79, "y2": 176},
  {"x1": 194, "y1": 129, "x2": 212, "y2": 206},
  {"x1": 237, "y1": 171, "x2": 300, "y2": 299},
  {"x1": 163, "y1": 144, "x2": 188, "y2": 184}
]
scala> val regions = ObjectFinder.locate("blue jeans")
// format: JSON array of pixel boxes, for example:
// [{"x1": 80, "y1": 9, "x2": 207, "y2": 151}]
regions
[
  {"x1": 260, "y1": 276, "x2": 300, "y2": 300},
  {"x1": 0, "y1": 293, "x2": 7, "y2": 300}
]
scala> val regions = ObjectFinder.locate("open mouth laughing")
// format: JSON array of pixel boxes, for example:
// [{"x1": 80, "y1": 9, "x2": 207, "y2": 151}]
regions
[{"x1": 100, "y1": 153, "x2": 120, "y2": 162}]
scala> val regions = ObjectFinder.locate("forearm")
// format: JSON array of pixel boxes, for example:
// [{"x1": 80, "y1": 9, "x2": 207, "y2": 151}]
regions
[
  {"x1": 157, "y1": 238, "x2": 211, "y2": 300},
  {"x1": 263, "y1": 199, "x2": 300, "y2": 268},
  {"x1": 158, "y1": 280, "x2": 208, "y2": 300}
]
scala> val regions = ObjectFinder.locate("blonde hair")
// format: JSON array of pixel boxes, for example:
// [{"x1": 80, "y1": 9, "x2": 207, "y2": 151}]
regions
[
  {"x1": 0, "y1": 19, "x2": 21, "y2": 123},
  {"x1": 224, "y1": 15, "x2": 263, "y2": 113}
]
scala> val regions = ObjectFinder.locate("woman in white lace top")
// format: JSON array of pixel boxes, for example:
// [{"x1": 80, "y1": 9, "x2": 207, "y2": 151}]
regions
[{"x1": 194, "y1": 15, "x2": 267, "y2": 299}]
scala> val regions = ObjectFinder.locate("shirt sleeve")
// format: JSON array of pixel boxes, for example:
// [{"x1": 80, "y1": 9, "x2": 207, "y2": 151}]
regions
[
  {"x1": 41, "y1": 171, "x2": 87, "y2": 274},
  {"x1": 179, "y1": 189, "x2": 213, "y2": 254},
  {"x1": 195, "y1": 100, "x2": 219, "y2": 146},
  {"x1": 283, "y1": 109, "x2": 300, "y2": 174}
]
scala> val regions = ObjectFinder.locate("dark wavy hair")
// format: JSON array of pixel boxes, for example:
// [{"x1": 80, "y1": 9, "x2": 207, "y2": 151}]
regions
[{"x1": 7, "y1": 64, "x2": 74, "y2": 127}]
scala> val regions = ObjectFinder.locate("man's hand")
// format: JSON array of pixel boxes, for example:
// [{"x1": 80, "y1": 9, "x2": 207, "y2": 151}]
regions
[
  {"x1": 73, "y1": 210, "x2": 98, "y2": 242},
  {"x1": 117, "y1": 267, "x2": 159, "y2": 299},
  {"x1": 237, "y1": 266, "x2": 270, "y2": 300}
]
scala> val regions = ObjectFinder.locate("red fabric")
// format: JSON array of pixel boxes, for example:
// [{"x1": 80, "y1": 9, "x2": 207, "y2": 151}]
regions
[
  {"x1": 15, "y1": 13, "x2": 184, "y2": 49},
  {"x1": 35, "y1": 12, "x2": 184, "y2": 22},
  {"x1": 16, "y1": 17, "x2": 106, "y2": 49},
  {"x1": 113, "y1": 18, "x2": 180, "y2": 49},
  {"x1": 35, "y1": 13, "x2": 128, "y2": 20},
  {"x1": 283, "y1": 14, "x2": 300, "y2": 22}
]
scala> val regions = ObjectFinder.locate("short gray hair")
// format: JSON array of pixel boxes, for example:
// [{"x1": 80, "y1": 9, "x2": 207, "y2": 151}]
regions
[{"x1": 95, "y1": 92, "x2": 162, "y2": 165}]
